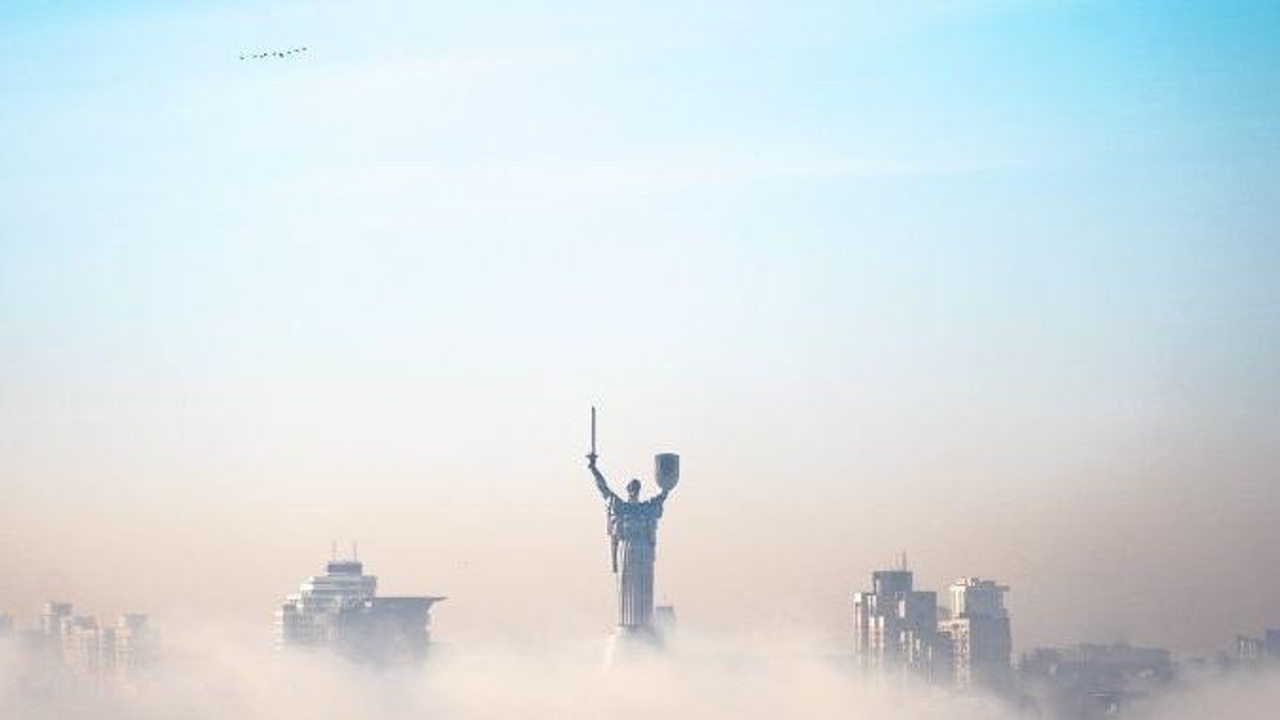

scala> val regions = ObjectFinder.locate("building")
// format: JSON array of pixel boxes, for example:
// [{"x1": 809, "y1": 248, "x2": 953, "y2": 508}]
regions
[
  {"x1": 937, "y1": 578, "x2": 1012, "y2": 692},
  {"x1": 276, "y1": 553, "x2": 444, "y2": 666},
  {"x1": 1020, "y1": 643, "x2": 1174, "y2": 718},
  {"x1": 654, "y1": 605, "x2": 677, "y2": 641},
  {"x1": 1235, "y1": 628, "x2": 1280, "y2": 667},
  {"x1": 1237, "y1": 635, "x2": 1265, "y2": 665},
  {"x1": 41, "y1": 601, "x2": 72, "y2": 640},
  {"x1": 9, "y1": 602, "x2": 158, "y2": 693},
  {"x1": 277, "y1": 558, "x2": 377, "y2": 647},
  {"x1": 59, "y1": 615, "x2": 103, "y2": 679},
  {"x1": 852, "y1": 561, "x2": 941, "y2": 679},
  {"x1": 54, "y1": 611, "x2": 157, "y2": 686},
  {"x1": 109, "y1": 614, "x2": 157, "y2": 689}
]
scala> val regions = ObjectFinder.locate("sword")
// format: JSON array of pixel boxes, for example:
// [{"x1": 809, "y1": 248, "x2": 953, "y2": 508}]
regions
[
  {"x1": 589, "y1": 405, "x2": 597, "y2": 462},
  {"x1": 590, "y1": 406, "x2": 616, "y2": 572}
]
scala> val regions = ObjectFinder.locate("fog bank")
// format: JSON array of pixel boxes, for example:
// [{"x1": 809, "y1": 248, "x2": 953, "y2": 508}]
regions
[{"x1": 5, "y1": 624, "x2": 1280, "y2": 720}]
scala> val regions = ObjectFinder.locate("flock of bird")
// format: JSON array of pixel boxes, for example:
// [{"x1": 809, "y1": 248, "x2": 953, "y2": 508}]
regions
[{"x1": 239, "y1": 47, "x2": 309, "y2": 61}]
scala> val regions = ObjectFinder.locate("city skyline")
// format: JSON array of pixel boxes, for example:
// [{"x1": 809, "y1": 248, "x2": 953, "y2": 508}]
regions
[
  {"x1": 1, "y1": 535, "x2": 1273, "y2": 660},
  {"x1": 5, "y1": 548, "x2": 1273, "y2": 662},
  {"x1": 2, "y1": 0, "x2": 1279, "y2": 660}
]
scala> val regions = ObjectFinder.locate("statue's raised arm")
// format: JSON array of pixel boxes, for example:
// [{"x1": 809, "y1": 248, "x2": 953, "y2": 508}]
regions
[{"x1": 588, "y1": 455, "x2": 620, "y2": 504}]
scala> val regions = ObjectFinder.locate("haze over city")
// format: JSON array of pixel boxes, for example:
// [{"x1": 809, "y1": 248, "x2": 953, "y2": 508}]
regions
[{"x1": 2, "y1": 3, "x2": 1278, "y2": 715}]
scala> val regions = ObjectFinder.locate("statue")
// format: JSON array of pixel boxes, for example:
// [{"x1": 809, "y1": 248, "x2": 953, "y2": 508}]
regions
[{"x1": 586, "y1": 407, "x2": 679, "y2": 637}]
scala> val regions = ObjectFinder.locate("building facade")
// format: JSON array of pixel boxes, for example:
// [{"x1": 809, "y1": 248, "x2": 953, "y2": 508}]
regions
[
  {"x1": 1235, "y1": 628, "x2": 1280, "y2": 667},
  {"x1": 29, "y1": 602, "x2": 158, "y2": 691},
  {"x1": 853, "y1": 566, "x2": 1013, "y2": 692},
  {"x1": 41, "y1": 601, "x2": 72, "y2": 640},
  {"x1": 276, "y1": 555, "x2": 443, "y2": 666},
  {"x1": 852, "y1": 566, "x2": 941, "y2": 679},
  {"x1": 1020, "y1": 642, "x2": 1174, "y2": 717},
  {"x1": 937, "y1": 578, "x2": 1012, "y2": 692}
]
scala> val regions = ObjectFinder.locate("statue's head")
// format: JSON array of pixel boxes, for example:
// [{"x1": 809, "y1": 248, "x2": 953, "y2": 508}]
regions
[{"x1": 626, "y1": 478, "x2": 641, "y2": 499}]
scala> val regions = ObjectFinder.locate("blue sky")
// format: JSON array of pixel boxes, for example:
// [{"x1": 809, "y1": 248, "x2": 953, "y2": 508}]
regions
[{"x1": 1, "y1": 1, "x2": 1278, "y2": 650}]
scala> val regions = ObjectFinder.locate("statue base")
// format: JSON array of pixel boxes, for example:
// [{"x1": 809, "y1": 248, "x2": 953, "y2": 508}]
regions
[{"x1": 602, "y1": 625, "x2": 665, "y2": 671}]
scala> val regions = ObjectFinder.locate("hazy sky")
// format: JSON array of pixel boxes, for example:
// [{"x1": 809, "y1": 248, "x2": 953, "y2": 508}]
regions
[{"x1": 1, "y1": 0, "x2": 1278, "y2": 654}]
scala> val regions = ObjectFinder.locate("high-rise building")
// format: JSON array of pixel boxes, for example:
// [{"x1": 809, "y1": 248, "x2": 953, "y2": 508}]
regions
[
  {"x1": 1235, "y1": 628, "x2": 1280, "y2": 667},
  {"x1": 22, "y1": 602, "x2": 159, "y2": 691},
  {"x1": 277, "y1": 558, "x2": 377, "y2": 647},
  {"x1": 41, "y1": 601, "x2": 72, "y2": 639},
  {"x1": 110, "y1": 613, "x2": 156, "y2": 687},
  {"x1": 59, "y1": 615, "x2": 102, "y2": 678},
  {"x1": 1237, "y1": 635, "x2": 1265, "y2": 664},
  {"x1": 276, "y1": 553, "x2": 444, "y2": 666},
  {"x1": 852, "y1": 562, "x2": 941, "y2": 679},
  {"x1": 937, "y1": 578, "x2": 1012, "y2": 692}
]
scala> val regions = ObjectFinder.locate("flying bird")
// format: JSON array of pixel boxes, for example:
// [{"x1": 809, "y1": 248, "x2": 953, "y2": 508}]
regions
[{"x1": 239, "y1": 46, "x2": 309, "y2": 61}]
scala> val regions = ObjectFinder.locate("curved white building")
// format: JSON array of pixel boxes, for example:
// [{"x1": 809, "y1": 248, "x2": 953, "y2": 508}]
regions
[{"x1": 276, "y1": 556, "x2": 443, "y2": 665}]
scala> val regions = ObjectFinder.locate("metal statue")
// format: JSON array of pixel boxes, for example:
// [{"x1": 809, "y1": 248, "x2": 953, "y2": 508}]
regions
[{"x1": 586, "y1": 407, "x2": 679, "y2": 635}]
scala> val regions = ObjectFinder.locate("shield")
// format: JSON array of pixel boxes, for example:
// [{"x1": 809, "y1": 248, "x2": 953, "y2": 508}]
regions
[{"x1": 655, "y1": 453, "x2": 680, "y2": 491}]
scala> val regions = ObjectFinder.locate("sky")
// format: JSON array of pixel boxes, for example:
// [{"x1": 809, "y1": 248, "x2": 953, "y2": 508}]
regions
[{"x1": 0, "y1": 0, "x2": 1278, "y2": 655}]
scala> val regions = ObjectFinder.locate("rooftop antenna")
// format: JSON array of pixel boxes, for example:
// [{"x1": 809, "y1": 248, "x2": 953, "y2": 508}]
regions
[
  {"x1": 351, "y1": 540, "x2": 358, "y2": 562},
  {"x1": 331, "y1": 540, "x2": 337, "y2": 562},
  {"x1": 899, "y1": 551, "x2": 909, "y2": 571}
]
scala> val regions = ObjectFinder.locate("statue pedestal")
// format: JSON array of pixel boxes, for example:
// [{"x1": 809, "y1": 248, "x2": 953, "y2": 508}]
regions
[{"x1": 603, "y1": 625, "x2": 664, "y2": 671}]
